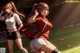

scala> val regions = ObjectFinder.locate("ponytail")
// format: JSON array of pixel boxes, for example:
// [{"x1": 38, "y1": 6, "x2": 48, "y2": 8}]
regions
[{"x1": 10, "y1": 2, "x2": 25, "y2": 19}]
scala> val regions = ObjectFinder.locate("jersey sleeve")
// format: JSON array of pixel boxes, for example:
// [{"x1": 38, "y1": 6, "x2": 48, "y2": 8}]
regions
[
  {"x1": 14, "y1": 13, "x2": 22, "y2": 25},
  {"x1": 36, "y1": 17, "x2": 42, "y2": 22}
]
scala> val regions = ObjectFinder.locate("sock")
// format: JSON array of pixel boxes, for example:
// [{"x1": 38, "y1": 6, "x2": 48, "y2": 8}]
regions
[
  {"x1": 58, "y1": 51, "x2": 61, "y2": 53},
  {"x1": 51, "y1": 50, "x2": 61, "y2": 53},
  {"x1": 23, "y1": 50, "x2": 28, "y2": 53},
  {"x1": 51, "y1": 50, "x2": 57, "y2": 53}
]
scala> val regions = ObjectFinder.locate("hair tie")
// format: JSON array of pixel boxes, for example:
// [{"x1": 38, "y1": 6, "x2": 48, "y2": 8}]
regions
[{"x1": 34, "y1": 3, "x2": 38, "y2": 7}]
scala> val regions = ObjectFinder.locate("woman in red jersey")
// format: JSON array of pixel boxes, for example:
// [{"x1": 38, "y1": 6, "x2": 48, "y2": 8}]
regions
[{"x1": 22, "y1": 2, "x2": 61, "y2": 53}]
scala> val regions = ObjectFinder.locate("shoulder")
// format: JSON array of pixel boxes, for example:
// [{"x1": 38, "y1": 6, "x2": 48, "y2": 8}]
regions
[
  {"x1": 36, "y1": 16, "x2": 42, "y2": 21},
  {"x1": 13, "y1": 13, "x2": 19, "y2": 17},
  {"x1": 13, "y1": 13, "x2": 20, "y2": 19}
]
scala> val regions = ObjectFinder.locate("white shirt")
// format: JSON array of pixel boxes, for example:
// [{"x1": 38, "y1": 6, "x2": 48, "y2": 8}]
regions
[{"x1": 0, "y1": 13, "x2": 22, "y2": 29}]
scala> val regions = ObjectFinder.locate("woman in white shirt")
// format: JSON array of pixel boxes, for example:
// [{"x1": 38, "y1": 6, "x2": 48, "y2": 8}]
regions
[{"x1": 0, "y1": 2, "x2": 28, "y2": 53}]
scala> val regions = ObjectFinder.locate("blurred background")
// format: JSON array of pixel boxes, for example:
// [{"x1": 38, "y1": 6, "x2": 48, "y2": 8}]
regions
[
  {"x1": 1, "y1": 0, "x2": 80, "y2": 29},
  {"x1": 0, "y1": 0, "x2": 80, "y2": 53}
]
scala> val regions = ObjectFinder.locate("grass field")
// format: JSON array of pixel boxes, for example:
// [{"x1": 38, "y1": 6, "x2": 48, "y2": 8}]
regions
[
  {"x1": 49, "y1": 27, "x2": 80, "y2": 53},
  {"x1": 0, "y1": 27, "x2": 80, "y2": 53}
]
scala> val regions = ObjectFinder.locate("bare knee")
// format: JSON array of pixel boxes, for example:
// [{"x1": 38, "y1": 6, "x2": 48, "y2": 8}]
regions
[
  {"x1": 7, "y1": 40, "x2": 14, "y2": 53},
  {"x1": 8, "y1": 45, "x2": 13, "y2": 53}
]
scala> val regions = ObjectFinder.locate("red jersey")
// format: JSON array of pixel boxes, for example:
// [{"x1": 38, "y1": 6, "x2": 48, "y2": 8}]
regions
[{"x1": 22, "y1": 16, "x2": 52, "y2": 40}]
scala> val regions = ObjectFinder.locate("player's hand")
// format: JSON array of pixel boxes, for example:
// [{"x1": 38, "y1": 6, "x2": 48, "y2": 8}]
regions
[
  {"x1": 34, "y1": 10, "x2": 38, "y2": 16},
  {"x1": 1, "y1": 9, "x2": 4, "y2": 14}
]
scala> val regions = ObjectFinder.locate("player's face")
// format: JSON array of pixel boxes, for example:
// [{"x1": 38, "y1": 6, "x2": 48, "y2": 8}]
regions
[
  {"x1": 5, "y1": 8, "x2": 11, "y2": 13},
  {"x1": 40, "y1": 9, "x2": 49, "y2": 17}
]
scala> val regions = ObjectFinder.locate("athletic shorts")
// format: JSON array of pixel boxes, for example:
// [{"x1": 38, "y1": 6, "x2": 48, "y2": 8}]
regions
[
  {"x1": 30, "y1": 38, "x2": 50, "y2": 52},
  {"x1": 6, "y1": 31, "x2": 22, "y2": 40}
]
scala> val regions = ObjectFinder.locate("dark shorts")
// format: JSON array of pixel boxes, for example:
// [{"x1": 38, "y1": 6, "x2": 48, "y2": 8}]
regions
[{"x1": 6, "y1": 31, "x2": 22, "y2": 40}]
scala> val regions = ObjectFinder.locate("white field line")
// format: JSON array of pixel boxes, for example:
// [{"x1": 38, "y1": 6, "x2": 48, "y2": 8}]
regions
[{"x1": 66, "y1": 46, "x2": 80, "y2": 53}]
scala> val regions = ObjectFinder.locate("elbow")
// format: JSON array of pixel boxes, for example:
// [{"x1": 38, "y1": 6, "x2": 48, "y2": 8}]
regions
[
  {"x1": 20, "y1": 23, "x2": 23, "y2": 27},
  {"x1": 21, "y1": 24, "x2": 23, "y2": 27},
  {"x1": 28, "y1": 19, "x2": 36, "y2": 23},
  {"x1": 28, "y1": 20, "x2": 32, "y2": 23}
]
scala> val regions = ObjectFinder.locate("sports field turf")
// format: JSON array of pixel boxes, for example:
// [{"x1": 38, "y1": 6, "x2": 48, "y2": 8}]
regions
[
  {"x1": 50, "y1": 27, "x2": 80, "y2": 53},
  {"x1": 0, "y1": 27, "x2": 80, "y2": 53}
]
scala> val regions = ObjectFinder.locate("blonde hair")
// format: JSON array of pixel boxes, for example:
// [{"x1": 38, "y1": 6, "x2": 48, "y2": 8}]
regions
[{"x1": 3, "y1": 1, "x2": 25, "y2": 18}]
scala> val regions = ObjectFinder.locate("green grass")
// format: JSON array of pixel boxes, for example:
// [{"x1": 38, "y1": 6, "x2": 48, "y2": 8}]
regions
[
  {"x1": 49, "y1": 27, "x2": 80, "y2": 53},
  {"x1": 1, "y1": 27, "x2": 80, "y2": 53}
]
